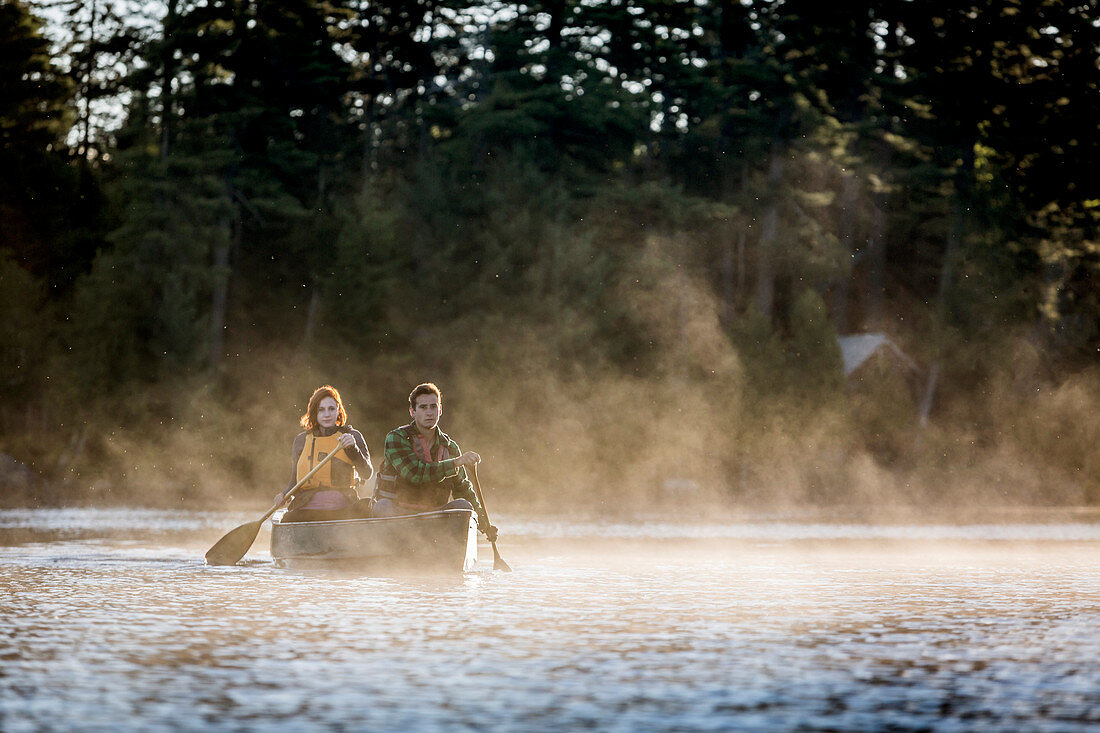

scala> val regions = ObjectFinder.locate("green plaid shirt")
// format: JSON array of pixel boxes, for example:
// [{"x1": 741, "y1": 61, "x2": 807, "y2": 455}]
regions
[{"x1": 380, "y1": 423, "x2": 477, "y2": 507}]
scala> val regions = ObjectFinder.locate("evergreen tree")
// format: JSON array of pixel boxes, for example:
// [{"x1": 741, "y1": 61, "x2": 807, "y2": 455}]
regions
[
  {"x1": 0, "y1": 0, "x2": 100, "y2": 291},
  {"x1": 111, "y1": 0, "x2": 365, "y2": 362},
  {"x1": 0, "y1": 250, "x2": 49, "y2": 410},
  {"x1": 64, "y1": 156, "x2": 234, "y2": 391},
  {"x1": 449, "y1": 0, "x2": 646, "y2": 182},
  {"x1": 787, "y1": 288, "x2": 844, "y2": 398},
  {"x1": 32, "y1": 0, "x2": 146, "y2": 162}
]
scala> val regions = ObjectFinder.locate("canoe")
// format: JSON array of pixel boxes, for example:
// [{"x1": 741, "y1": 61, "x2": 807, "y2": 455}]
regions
[{"x1": 270, "y1": 508, "x2": 477, "y2": 573}]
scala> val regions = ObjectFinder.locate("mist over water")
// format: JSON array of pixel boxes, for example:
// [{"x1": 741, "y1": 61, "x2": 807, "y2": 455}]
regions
[{"x1": 2, "y1": 508, "x2": 1100, "y2": 731}]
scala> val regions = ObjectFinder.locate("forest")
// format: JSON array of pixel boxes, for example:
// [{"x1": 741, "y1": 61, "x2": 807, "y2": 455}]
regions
[{"x1": 1, "y1": 0, "x2": 1097, "y2": 515}]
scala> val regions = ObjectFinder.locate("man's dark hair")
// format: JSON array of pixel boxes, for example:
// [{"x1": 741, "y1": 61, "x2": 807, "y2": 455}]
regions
[{"x1": 409, "y1": 382, "x2": 442, "y2": 409}]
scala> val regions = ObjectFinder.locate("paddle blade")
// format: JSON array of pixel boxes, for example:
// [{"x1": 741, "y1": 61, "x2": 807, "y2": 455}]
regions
[
  {"x1": 205, "y1": 520, "x2": 263, "y2": 566},
  {"x1": 491, "y1": 543, "x2": 512, "y2": 572}
]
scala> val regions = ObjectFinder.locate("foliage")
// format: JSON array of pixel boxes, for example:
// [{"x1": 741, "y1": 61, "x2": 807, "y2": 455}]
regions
[
  {"x1": 787, "y1": 288, "x2": 844, "y2": 399},
  {"x1": 0, "y1": 0, "x2": 106, "y2": 291},
  {"x1": 1, "y1": 0, "x2": 1098, "y2": 509},
  {"x1": 0, "y1": 251, "x2": 49, "y2": 405}
]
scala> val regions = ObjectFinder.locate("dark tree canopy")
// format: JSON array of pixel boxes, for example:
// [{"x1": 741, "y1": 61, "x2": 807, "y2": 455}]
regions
[{"x1": 1, "y1": 0, "x2": 1098, "y2": 506}]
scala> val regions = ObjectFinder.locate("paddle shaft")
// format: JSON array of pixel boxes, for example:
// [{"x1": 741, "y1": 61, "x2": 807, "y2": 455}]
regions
[
  {"x1": 205, "y1": 445, "x2": 342, "y2": 565},
  {"x1": 470, "y1": 463, "x2": 511, "y2": 572},
  {"x1": 263, "y1": 445, "x2": 342, "y2": 520}
]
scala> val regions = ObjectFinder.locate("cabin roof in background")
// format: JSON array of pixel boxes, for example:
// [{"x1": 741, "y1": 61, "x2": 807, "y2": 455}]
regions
[{"x1": 838, "y1": 333, "x2": 918, "y2": 376}]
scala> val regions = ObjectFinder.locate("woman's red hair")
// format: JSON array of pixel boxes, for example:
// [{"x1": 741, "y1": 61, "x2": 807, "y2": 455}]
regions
[{"x1": 300, "y1": 385, "x2": 347, "y2": 429}]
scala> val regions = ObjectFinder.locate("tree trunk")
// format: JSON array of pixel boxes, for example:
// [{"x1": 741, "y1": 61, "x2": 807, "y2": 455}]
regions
[
  {"x1": 546, "y1": 0, "x2": 566, "y2": 80},
  {"x1": 866, "y1": 195, "x2": 887, "y2": 330},
  {"x1": 938, "y1": 196, "x2": 963, "y2": 304},
  {"x1": 920, "y1": 162, "x2": 972, "y2": 426},
  {"x1": 360, "y1": 96, "x2": 377, "y2": 182},
  {"x1": 303, "y1": 286, "x2": 321, "y2": 346},
  {"x1": 159, "y1": 0, "x2": 180, "y2": 160},
  {"x1": 207, "y1": 212, "x2": 235, "y2": 370},
  {"x1": 80, "y1": 0, "x2": 100, "y2": 160},
  {"x1": 918, "y1": 362, "x2": 940, "y2": 428},
  {"x1": 720, "y1": 232, "x2": 735, "y2": 326},
  {"x1": 833, "y1": 173, "x2": 858, "y2": 333},
  {"x1": 754, "y1": 150, "x2": 785, "y2": 319},
  {"x1": 736, "y1": 229, "x2": 747, "y2": 306}
]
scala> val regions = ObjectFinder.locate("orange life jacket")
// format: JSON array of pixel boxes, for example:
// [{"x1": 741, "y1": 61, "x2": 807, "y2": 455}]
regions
[{"x1": 296, "y1": 429, "x2": 358, "y2": 490}]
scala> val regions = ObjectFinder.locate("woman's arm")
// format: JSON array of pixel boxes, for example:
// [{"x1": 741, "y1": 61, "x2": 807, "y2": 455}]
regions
[{"x1": 344, "y1": 427, "x2": 374, "y2": 482}]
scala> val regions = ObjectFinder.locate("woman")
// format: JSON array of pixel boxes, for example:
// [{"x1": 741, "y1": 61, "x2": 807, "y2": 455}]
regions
[{"x1": 275, "y1": 384, "x2": 374, "y2": 522}]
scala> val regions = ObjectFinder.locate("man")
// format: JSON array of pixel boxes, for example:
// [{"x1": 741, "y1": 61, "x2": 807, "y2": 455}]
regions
[{"x1": 373, "y1": 382, "x2": 498, "y2": 542}]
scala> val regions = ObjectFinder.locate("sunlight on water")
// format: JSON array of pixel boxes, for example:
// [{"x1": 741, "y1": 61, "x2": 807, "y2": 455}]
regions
[{"x1": 2, "y1": 508, "x2": 1099, "y2": 731}]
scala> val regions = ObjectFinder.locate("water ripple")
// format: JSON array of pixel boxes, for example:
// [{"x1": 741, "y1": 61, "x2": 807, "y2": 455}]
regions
[{"x1": 1, "y1": 509, "x2": 1099, "y2": 731}]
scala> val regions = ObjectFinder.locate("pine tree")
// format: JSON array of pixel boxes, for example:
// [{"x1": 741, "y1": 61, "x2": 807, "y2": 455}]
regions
[{"x1": 0, "y1": 0, "x2": 98, "y2": 291}]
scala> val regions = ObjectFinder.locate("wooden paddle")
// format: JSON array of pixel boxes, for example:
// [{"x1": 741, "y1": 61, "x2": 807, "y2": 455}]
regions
[
  {"x1": 470, "y1": 463, "x2": 512, "y2": 572},
  {"x1": 205, "y1": 448, "x2": 339, "y2": 566}
]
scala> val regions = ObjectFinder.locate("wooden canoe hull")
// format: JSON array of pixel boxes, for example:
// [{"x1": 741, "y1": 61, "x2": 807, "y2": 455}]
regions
[{"x1": 270, "y1": 508, "x2": 477, "y2": 573}]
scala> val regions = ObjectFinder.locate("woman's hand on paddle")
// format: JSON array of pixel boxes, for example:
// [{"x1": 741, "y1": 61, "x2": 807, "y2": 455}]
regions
[
  {"x1": 456, "y1": 451, "x2": 480, "y2": 467},
  {"x1": 336, "y1": 433, "x2": 355, "y2": 451},
  {"x1": 273, "y1": 492, "x2": 286, "y2": 506}
]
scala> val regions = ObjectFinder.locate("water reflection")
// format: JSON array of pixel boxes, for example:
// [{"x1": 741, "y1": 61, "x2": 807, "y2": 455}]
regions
[{"x1": 1, "y1": 508, "x2": 1099, "y2": 731}]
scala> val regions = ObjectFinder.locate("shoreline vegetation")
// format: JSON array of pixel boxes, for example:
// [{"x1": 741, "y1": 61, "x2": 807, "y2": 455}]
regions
[
  {"x1": 2, "y1": 1, "x2": 1097, "y2": 513},
  {"x1": 2, "y1": 331, "x2": 1096, "y2": 514}
]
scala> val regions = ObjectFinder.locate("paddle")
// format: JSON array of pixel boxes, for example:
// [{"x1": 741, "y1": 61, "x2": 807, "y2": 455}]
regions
[
  {"x1": 470, "y1": 463, "x2": 512, "y2": 572},
  {"x1": 204, "y1": 448, "x2": 339, "y2": 566}
]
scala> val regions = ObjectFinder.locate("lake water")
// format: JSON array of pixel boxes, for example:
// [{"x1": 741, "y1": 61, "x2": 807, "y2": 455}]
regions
[{"x1": 2, "y1": 507, "x2": 1099, "y2": 731}]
